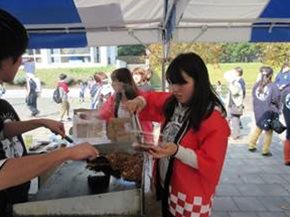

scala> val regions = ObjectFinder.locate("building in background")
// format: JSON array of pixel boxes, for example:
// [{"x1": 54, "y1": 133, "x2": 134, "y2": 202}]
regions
[{"x1": 23, "y1": 46, "x2": 117, "y2": 68}]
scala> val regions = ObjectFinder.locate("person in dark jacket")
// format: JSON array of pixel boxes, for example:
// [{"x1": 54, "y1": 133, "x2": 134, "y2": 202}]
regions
[
  {"x1": 275, "y1": 63, "x2": 290, "y2": 165},
  {"x1": 248, "y1": 66, "x2": 281, "y2": 156}
]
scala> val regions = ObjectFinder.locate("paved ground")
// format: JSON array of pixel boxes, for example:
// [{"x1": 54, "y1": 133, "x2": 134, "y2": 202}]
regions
[{"x1": 3, "y1": 88, "x2": 290, "y2": 217}]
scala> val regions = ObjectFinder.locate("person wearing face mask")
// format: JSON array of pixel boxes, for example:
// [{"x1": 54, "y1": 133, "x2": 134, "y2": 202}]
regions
[{"x1": 126, "y1": 52, "x2": 230, "y2": 217}]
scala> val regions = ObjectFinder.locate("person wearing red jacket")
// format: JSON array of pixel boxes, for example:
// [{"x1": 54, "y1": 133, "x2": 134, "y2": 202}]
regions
[
  {"x1": 126, "y1": 52, "x2": 230, "y2": 217},
  {"x1": 58, "y1": 73, "x2": 71, "y2": 121},
  {"x1": 98, "y1": 68, "x2": 153, "y2": 134}
]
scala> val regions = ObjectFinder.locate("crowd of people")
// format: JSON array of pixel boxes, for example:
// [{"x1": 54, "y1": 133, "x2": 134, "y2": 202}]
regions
[
  {"x1": 1, "y1": 7, "x2": 290, "y2": 217},
  {"x1": 219, "y1": 63, "x2": 290, "y2": 164}
]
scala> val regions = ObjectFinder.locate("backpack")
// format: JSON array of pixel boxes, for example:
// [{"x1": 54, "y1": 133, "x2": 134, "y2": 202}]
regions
[{"x1": 52, "y1": 87, "x2": 62, "y2": 104}]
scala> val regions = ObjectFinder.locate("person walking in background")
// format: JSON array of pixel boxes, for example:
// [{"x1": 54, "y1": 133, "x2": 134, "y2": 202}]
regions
[
  {"x1": 281, "y1": 84, "x2": 290, "y2": 165},
  {"x1": 132, "y1": 67, "x2": 154, "y2": 92},
  {"x1": 234, "y1": 66, "x2": 246, "y2": 129},
  {"x1": 275, "y1": 63, "x2": 290, "y2": 165},
  {"x1": 23, "y1": 57, "x2": 35, "y2": 75},
  {"x1": 0, "y1": 9, "x2": 99, "y2": 216},
  {"x1": 90, "y1": 72, "x2": 105, "y2": 109},
  {"x1": 224, "y1": 69, "x2": 244, "y2": 139},
  {"x1": 227, "y1": 77, "x2": 244, "y2": 139},
  {"x1": 275, "y1": 63, "x2": 290, "y2": 91},
  {"x1": 78, "y1": 81, "x2": 86, "y2": 103},
  {"x1": 215, "y1": 80, "x2": 223, "y2": 100},
  {"x1": 25, "y1": 73, "x2": 39, "y2": 116},
  {"x1": 58, "y1": 74, "x2": 71, "y2": 121},
  {"x1": 234, "y1": 66, "x2": 246, "y2": 98},
  {"x1": 248, "y1": 66, "x2": 281, "y2": 156},
  {"x1": 126, "y1": 53, "x2": 230, "y2": 217}
]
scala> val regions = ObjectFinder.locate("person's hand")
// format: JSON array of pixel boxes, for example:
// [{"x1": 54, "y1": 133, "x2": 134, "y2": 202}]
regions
[
  {"x1": 40, "y1": 119, "x2": 65, "y2": 137},
  {"x1": 66, "y1": 143, "x2": 99, "y2": 161},
  {"x1": 125, "y1": 96, "x2": 146, "y2": 113},
  {"x1": 148, "y1": 143, "x2": 178, "y2": 159}
]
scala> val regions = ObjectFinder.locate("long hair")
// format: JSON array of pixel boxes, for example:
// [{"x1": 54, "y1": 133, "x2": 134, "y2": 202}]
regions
[
  {"x1": 0, "y1": 9, "x2": 28, "y2": 63},
  {"x1": 111, "y1": 68, "x2": 139, "y2": 117},
  {"x1": 164, "y1": 52, "x2": 226, "y2": 131},
  {"x1": 258, "y1": 66, "x2": 273, "y2": 94}
]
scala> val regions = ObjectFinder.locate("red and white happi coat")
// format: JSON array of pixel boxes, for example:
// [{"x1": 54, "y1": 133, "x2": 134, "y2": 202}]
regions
[{"x1": 140, "y1": 92, "x2": 230, "y2": 217}]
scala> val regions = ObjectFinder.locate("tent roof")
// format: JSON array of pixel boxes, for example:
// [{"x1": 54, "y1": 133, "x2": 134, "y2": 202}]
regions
[{"x1": 1, "y1": 0, "x2": 290, "y2": 48}]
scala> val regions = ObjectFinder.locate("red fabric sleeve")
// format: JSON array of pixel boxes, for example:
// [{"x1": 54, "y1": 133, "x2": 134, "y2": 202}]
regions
[
  {"x1": 139, "y1": 92, "x2": 171, "y2": 123},
  {"x1": 195, "y1": 111, "x2": 230, "y2": 192},
  {"x1": 98, "y1": 95, "x2": 115, "y2": 121}
]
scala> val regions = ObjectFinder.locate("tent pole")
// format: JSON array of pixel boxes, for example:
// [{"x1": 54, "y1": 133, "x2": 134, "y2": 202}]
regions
[{"x1": 161, "y1": 44, "x2": 166, "y2": 91}]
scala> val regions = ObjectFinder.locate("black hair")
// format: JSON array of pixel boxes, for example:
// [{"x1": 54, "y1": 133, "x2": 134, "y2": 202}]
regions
[
  {"x1": 164, "y1": 52, "x2": 226, "y2": 131},
  {"x1": 0, "y1": 9, "x2": 28, "y2": 64},
  {"x1": 234, "y1": 66, "x2": 243, "y2": 76},
  {"x1": 59, "y1": 73, "x2": 67, "y2": 80},
  {"x1": 111, "y1": 68, "x2": 139, "y2": 117},
  {"x1": 258, "y1": 66, "x2": 273, "y2": 94}
]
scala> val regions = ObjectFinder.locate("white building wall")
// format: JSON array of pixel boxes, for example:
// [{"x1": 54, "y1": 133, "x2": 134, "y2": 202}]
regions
[{"x1": 24, "y1": 46, "x2": 117, "y2": 68}]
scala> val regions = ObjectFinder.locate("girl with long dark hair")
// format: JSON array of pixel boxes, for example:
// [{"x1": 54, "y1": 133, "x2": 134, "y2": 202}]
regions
[
  {"x1": 126, "y1": 52, "x2": 230, "y2": 217},
  {"x1": 248, "y1": 66, "x2": 281, "y2": 156}
]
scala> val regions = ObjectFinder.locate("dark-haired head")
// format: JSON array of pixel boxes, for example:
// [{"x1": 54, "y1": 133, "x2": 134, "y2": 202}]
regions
[
  {"x1": 59, "y1": 73, "x2": 67, "y2": 80},
  {"x1": 258, "y1": 66, "x2": 273, "y2": 94},
  {"x1": 164, "y1": 52, "x2": 226, "y2": 131},
  {"x1": 111, "y1": 68, "x2": 138, "y2": 93},
  {"x1": 234, "y1": 66, "x2": 243, "y2": 76},
  {"x1": 0, "y1": 9, "x2": 28, "y2": 64},
  {"x1": 111, "y1": 68, "x2": 139, "y2": 117}
]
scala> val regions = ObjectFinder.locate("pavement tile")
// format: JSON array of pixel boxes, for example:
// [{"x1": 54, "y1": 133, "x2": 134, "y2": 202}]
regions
[
  {"x1": 221, "y1": 174, "x2": 244, "y2": 184},
  {"x1": 257, "y1": 212, "x2": 288, "y2": 217},
  {"x1": 236, "y1": 184, "x2": 266, "y2": 196},
  {"x1": 257, "y1": 196, "x2": 289, "y2": 211},
  {"x1": 213, "y1": 196, "x2": 240, "y2": 211},
  {"x1": 260, "y1": 165, "x2": 286, "y2": 174},
  {"x1": 216, "y1": 184, "x2": 241, "y2": 196},
  {"x1": 228, "y1": 211, "x2": 259, "y2": 217},
  {"x1": 259, "y1": 174, "x2": 289, "y2": 184},
  {"x1": 259, "y1": 184, "x2": 290, "y2": 196},
  {"x1": 212, "y1": 211, "x2": 231, "y2": 217},
  {"x1": 232, "y1": 197, "x2": 267, "y2": 211},
  {"x1": 240, "y1": 167, "x2": 264, "y2": 175},
  {"x1": 241, "y1": 174, "x2": 265, "y2": 184}
]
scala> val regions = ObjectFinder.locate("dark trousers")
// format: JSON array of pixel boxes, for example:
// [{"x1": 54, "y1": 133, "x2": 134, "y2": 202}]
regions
[
  {"x1": 158, "y1": 187, "x2": 174, "y2": 217},
  {"x1": 283, "y1": 105, "x2": 290, "y2": 139},
  {"x1": 27, "y1": 91, "x2": 38, "y2": 115}
]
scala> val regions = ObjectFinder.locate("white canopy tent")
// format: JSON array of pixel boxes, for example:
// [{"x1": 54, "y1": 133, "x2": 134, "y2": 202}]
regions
[
  {"x1": 1, "y1": 0, "x2": 290, "y2": 88},
  {"x1": 1, "y1": 0, "x2": 290, "y2": 47}
]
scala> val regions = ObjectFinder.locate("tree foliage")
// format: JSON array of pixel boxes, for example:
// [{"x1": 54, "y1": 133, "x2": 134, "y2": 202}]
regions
[
  {"x1": 220, "y1": 43, "x2": 259, "y2": 63},
  {"x1": 148, "y1": 42, "x2": 224, "y2": 74},
  {"x1": 257, "y1": 43, "x2": 290, "y2": 69},
  {"x1": 117, "y1": 45, "x2": 145, "y2": 56},
  {"x1": 147, "y1": 42, "x2": 290, "y2": 75}
]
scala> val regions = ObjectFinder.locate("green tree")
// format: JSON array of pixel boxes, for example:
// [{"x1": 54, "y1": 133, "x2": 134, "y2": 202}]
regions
[
  {"x1": 257, "y1": 43, "x2": 290, "y2": 69},
  {"x1": 220, "y1": 43, "x2": 259, "y2": 63},
  {"x1": 117, "y1": 45, "x2": 145, "y2": 56}
]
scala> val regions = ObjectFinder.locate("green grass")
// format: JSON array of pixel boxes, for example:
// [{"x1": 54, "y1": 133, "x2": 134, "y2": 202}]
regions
[
  {"x1": 13, "y1": 66, "x2": 115, "y2": 88},
  {"x1": 9, "y1": 62, "x2": 274, "y2": 89},
  {"x1": 151, "y1": 62, "x2": 265, "y2": 89},
  {"x1": 207, "y1": 62, "x2": 263, "y2": 86}
]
